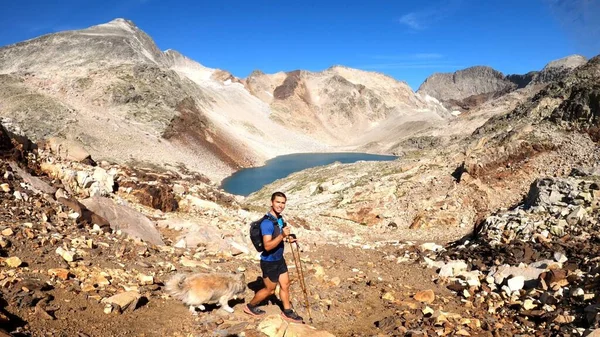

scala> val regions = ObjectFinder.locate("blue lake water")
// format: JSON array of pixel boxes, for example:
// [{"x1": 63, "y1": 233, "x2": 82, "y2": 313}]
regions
[{"x1": 221, "y1": 152, "x2": 397, "y2": 196}]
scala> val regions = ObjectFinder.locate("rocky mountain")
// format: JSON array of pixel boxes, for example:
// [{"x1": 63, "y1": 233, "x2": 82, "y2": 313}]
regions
[
  {"x1": 244, "y1": 66, "x2": 449, "y2": 144},
  {"x1": 0, "y1": 18, "x2": 449, "y2": 182},
  {"x1": 417, "y1": 66, "x2": 515, "y2": 103},
  {"x1": 533, "y1": 54, "x2": 588, "y2": 84},
  {"x1": 245, "y1": 55, "x2": 600, "y2": 242},
  {"x1": 417, "y1": 55, "x2": 587, "y2": 112}
]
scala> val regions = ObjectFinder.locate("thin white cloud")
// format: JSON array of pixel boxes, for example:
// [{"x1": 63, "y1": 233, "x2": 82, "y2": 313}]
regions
[
  {"x1": 399, "y1": 13, "x2": 423, "y2": 30},
  {"x1": 398, "y1": 0, "x2": 463, "y2": 30}
]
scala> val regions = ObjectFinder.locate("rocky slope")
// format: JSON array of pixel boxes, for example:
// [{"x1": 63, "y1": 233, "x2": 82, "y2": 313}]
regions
[
  {"x1": 246, "y1": 55, "x2": 600, "y2": 243},
  {"x1": 0, "y1": 18, "x2": 449, "y2": 182},
  {"x1": 0, "y1": 124, "x2": 492, "y2": 337},
  {"x1": 1, "y1": 112, "x2": 599, "y2": 336}
]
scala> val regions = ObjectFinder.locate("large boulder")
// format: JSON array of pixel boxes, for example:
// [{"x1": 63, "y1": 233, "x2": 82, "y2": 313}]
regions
[
  {"x1": 45, "y1": 137, "x2": 94, "y2": 164},
  {"x1": 80, "y1": 196, "x2": 164, "y2": 245}
]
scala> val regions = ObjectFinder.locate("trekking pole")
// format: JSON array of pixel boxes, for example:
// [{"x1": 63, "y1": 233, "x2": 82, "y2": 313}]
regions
[{"x1": 288, "y1": 236, "x2": 313, "y2": 323}]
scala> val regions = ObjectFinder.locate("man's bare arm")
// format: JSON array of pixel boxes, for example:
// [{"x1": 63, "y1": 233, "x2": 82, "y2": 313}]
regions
[{"x1": 262, "y1": 234, "x2": 285, "y2": 251}]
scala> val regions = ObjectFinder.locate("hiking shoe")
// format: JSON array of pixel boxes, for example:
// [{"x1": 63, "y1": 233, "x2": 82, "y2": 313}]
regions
[
  {"x1": 243, "y1": 304, "x2": 265, "y2": 317},
  {"x1": 281, "y1": 309, "x2": 303, "y2": 323}
]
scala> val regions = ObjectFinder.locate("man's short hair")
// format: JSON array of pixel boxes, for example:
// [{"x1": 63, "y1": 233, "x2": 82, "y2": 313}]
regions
[{"x1": 271, "y1": 191, "x2": 287, "y2": 201}]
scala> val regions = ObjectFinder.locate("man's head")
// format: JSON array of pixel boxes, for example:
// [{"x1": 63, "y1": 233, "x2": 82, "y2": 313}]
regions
[{"x1": 270, "y1": 192, "x2": 287, "y2": 215}]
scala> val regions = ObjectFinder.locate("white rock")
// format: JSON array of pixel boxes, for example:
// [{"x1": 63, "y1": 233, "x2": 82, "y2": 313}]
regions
[
  {"x1": 571, "y1": 288, "x2": 585, "y2": 297},
  {"x1": 439, "y1": 264, "x2": 454, "y2": 277},
  {"x1": 172, "y1": 184, "x2": 186, "y2": 195},
  {"x1": 554, "y1": 251, "x2": 568, "y2": 263},
  {"x1": 507, "y1": 276, "x2": 525, "y2": 292},
  {"x1": 174, "y1": 239, "x2": 187, "y2": 248},
  {"x1": 420, "y1": 242, "x2": 444, "y2": 252},
  {"x1": 55, "y1": 247, "x2": 76, "y2": 262},
  {"x1": 523, "y1": 299, "x2": 537, "y2": 310},
  {"x1": 137, "y1": 274, "x2": 154, "y2": 285}
]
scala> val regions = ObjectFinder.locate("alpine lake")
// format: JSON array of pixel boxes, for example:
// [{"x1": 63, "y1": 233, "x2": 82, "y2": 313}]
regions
[{"x1": 221, "y1": 152, "x2": 397, "y2": 196}]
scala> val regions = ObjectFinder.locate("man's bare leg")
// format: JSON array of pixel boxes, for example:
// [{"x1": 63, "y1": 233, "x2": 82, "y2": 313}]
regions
[{"x1": 278, "y1": 272, "x2": 292, "y2": 310}]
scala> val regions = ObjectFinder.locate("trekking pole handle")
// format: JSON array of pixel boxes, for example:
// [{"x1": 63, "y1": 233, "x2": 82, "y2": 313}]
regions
[{"x1": 286, "y1": 234, "x2": 299, "y2": 246}]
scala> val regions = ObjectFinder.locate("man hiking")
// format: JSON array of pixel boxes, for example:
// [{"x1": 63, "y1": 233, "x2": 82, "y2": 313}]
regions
[{"x1": 244, "y1": 192, "x2": 304, "y2": 323}]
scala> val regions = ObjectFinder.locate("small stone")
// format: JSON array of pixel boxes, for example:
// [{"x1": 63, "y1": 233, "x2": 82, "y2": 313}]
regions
[
  {"x1": 237, "y1": 266, "x2": 246, "y2": 272},
  {"x1": 382, "y1": 292, "x2": 395, "y2": 301},
  {"x1": 314, "y1": 265, "x2": 325, "y2": 278},
  {"x1": 180, "y1": 257, "x2": 210, "y2": 269},
  {"x1": 456, "y1": 329, "x2": 470, "y2": 336},
  {"x1": 550, "y1": 226, "x2": 565, "y2": 237},
  {"x1": 420, "y1": 242, "x2": 443, "y2": 252},
  {"x1": 588, "y1": 329, "x2": 600, "y2": 337},
  {"x1": 422, "y1": 306, "x2": 434, "y2": 316},
  {"x1": 137, "y1": 274, "x2": 154, "y2": 285},
  {"x1": 13, "y1": 191, "x2": 22, "y2": 200},
  {"x1": 414, "y1": 289, "x2": 435, "y2": 303},
  {"x1": 101, "y1": 291, "x2": 142, "y2": 312},
  {"x1": 0, "y1": 183, "x2": 9, "y2": 192},
  {"x1": 523, "y1": 299, "x2": 537, "y2": 310},
  {"x1": 55, "y1": 247, "x2": 76, "y2": 262},
  {"x1": 571, "y1": 288, "x2": 585, "y2": 297},
  {"x1": 507, "y1": 276, "x2": 525, "y2": 292},
  {"x1": 4, "y1": 256, "x2": 22, "y2": 268},
  {"x1": 48, "y1": 268, "x2": 70, "y2": 280},
  {"x1": 554, "y1": 252, "x2": 568, "y2": 263},
  {"x1": 439, "y1": 264, "x2": 454, "y2": 277},
  {"x1": 174, "y1": 239, "x2": 186, "y2": 248},
  {"x1": 35, "y1": 305, "x2": 55, "y2": 320},
  {"x1": 330, "y1": 277, "x2": 341, "y2": 287},
  {"x1": 554, "y1": 314, "x2": 575, "y2": 324},
  {"x1": 567, "y1": 206, "x2": 587, "y2": 224},
  {"x1": 1, "y1": 228, "x2": 13, "y2": 237}
]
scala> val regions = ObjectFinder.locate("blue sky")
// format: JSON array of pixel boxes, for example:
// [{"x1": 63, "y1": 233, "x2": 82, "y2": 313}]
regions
[{"x1": 1, "y1": 0, "x2": 598, "y2": 90}]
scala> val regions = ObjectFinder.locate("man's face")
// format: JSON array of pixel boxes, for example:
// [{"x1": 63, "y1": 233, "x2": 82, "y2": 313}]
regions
[{"x1": 271, "y1": 196, "x2": 286, "y2": 214}]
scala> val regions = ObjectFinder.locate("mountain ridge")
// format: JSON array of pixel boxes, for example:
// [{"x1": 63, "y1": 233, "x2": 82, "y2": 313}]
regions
[{"x1": 0, "y1": 18, "x2": 451, "y2": 181}]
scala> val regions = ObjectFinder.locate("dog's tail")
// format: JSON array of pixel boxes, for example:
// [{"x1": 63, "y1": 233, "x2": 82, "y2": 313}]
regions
[{"x1": 165, "y1": 273, "x2": 188, "y2": 300}]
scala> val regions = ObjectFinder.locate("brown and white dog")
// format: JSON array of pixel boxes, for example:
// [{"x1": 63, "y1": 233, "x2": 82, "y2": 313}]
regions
[{"x1": 165, "y1": 272, "x2": 246, "y2": 314}]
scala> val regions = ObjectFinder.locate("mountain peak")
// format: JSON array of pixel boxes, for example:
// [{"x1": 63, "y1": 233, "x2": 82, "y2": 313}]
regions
[
  {"x1": 96, "y1": 18, "x2": 139, "y2": 32},
  {"x1": 543, "y1": 54, "x2": 587, "y2": 70}
]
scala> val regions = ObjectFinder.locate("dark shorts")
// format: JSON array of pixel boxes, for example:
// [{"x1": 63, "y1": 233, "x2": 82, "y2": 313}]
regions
[{"x1": 260, "y1": 258, "x2": 288, "y2": 283}]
